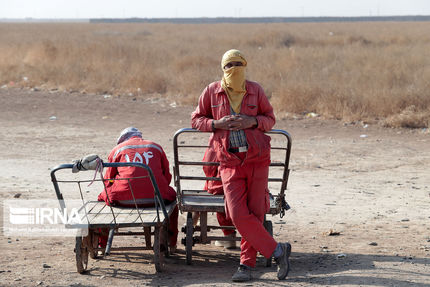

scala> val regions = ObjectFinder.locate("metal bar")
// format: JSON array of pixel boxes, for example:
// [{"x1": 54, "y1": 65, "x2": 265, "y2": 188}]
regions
[
  {"x1": 200, "y1": 212, "x2": 208, "y2": 243},
  {"x1": 144, "y1": 227, "x2": 151, "y2": 248},
  {"x1": 50, "y1": 164, "x2": 73, "y2": 212},
  {"x1": 179, "y1": 176, "x2": 220, "y2": 181},
  {"x1": 105, "y1": 228, "x2": 115, "y2": 255},
  {"x1": 270, "y1": 162, "x2": 286, "y2": 167},
  {"x1": 178, "y1": 161, "x2": 219, "y2": 166},
  {"x1": 113, "y1": 232, "x2": 149, "y2": 236},
  {"x1": 179, "y1": 176, "x2": 283, "y2": 182},
  {"x1": 102, "y1": 246, "x2": 152, "y2": 251},
  {"x1": 175, "y1": 145, "x2": 209, "y2": 148},
  {"x1": 54, "y1": 175, "x2": 149, "y2": 183},
  {"x1": 182, "y1": 189, "x2": 210, "y2": 194}
]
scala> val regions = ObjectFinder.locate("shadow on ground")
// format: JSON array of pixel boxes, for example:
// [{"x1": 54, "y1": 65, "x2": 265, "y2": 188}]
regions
[{"x1": 71, "y1": 248, "x2": 430, "y2": 286}]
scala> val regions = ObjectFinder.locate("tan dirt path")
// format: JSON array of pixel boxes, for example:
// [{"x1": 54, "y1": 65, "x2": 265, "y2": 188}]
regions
[{"x1": 0, "y1": 88, "x2": 429, "y2": 286}]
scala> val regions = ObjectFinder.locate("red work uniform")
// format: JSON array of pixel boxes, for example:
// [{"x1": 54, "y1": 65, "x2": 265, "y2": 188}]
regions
[
  {"x1": 191, "y1": 80, "x2": 277, "y2": 267},
  {"x1": 98, "y1": 136, "x2": 178, "y2": 247}
]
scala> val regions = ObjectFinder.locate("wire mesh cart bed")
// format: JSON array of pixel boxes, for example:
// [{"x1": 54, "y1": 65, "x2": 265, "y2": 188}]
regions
[
  {"x1": 173, "y1": 128, "x2": 292, "y2": 266},
  {"x1": 50, "y1": 162, "x2": 176, "y2": 273}
]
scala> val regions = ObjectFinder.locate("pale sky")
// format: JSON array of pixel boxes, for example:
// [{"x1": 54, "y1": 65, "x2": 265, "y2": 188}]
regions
[{"x1": 1, "y1": 0, "x2": 430, "y2": 19}]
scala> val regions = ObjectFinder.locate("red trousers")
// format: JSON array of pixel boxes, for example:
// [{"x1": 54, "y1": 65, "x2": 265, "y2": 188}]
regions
[
  {"x1": 216, "y1": 212, "x2": 235, "y2": 236},
  {"x1": 220, "y1": 159, "x2": 277, "y2": 267}
]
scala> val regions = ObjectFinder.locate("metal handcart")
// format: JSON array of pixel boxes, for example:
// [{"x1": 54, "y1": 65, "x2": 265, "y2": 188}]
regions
[
  {"x1": 50, "y1": 162, "x2": 176, "y2": 273},
  {"x1": 173, "y1": 128, "x2": 292, "y2": 266}
]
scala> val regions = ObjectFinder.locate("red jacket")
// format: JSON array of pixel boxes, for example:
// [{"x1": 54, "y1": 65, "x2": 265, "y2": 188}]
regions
[
  {"x1": 98, "y1": 137, "x2": 176, "y2": 205},
  {"x1": 191, "y1": 80, "x2": 275, "y2": 167}
]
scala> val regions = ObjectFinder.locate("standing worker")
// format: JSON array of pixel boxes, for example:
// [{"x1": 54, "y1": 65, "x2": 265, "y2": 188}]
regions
[{"x1": 191, "y1": 49, "x2": 291, "y2": 282}]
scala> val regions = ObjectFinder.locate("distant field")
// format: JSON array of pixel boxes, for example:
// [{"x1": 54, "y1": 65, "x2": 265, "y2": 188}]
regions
[{"x1": 0, "y1": 22, "x2": 429, "y2": 127}]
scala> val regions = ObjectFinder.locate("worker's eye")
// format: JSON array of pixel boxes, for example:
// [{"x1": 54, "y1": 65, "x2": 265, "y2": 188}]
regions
[{"x1": 224, "y1": 62, "x2": 243, "y2": 69}]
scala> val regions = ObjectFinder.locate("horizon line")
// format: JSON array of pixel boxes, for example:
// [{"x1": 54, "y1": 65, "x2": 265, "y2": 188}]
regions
[{"x1": 1, "y1": 15, "x2": 430, "y2": 23}]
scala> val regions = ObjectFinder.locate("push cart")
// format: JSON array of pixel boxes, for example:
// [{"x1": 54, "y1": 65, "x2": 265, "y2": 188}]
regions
[
  {"x1": 50, "y1": 162, "x2": 176, "y2": 273},
  {"x1": 173, "y1": 128, "x2": 292, "y2": 266}
]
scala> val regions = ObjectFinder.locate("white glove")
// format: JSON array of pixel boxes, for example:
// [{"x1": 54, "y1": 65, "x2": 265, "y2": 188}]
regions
[{"x1": 72, "y1": 154, "x2": 102, "y2": 173}]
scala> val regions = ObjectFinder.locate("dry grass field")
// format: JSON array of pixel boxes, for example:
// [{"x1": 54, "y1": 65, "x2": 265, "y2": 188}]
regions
[{"x1": 0, "y1": 21, "x2": 429, "y2": 127}]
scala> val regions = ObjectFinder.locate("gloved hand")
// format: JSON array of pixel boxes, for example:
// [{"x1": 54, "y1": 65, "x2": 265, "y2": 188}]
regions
[{"x1": 72, "y1": 154, "x2": 102, "y2": 173}]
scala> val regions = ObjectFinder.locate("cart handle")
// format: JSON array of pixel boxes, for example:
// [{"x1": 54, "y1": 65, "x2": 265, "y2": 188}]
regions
[
  {"x1": 172, "y1": 128, "x2": 292, "y2": 216},
  {"x1": 50, "y1": 162, "x2": 169, "y2": 222}
]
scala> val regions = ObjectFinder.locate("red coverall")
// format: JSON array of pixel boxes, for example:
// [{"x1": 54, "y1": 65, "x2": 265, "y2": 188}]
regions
[
  {"x1": 98, "y1": 136, "x2": 178, "y2": 247},
  {"x1": 203, "y1": 162, "x2": 234, "y2": 236},
  {"x1": 191, "y1": 80, "x2": 277, "y2": 267}
]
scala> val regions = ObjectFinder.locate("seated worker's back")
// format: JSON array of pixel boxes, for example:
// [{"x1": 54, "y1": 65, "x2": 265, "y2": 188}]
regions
[
  {"x1": 97, "y1": 127, "x2": 178, "y2": 251},
  {"x1": 98, "y1": 127, "x2": 176, "y2": 205}
]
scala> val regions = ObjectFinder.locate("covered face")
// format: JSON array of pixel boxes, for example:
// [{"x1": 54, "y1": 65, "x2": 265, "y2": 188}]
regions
[
  {"x1": 117, "y1": 127, "x2": 142, "y2": 144},
  {"x1": 221, "y1": 49, "x2": 248, "y2": 113},
  {"x1": 221, "y1": 49, "x2": 247, "y2": 70},
  {"x1": 221, "y1": 49, "x2": 247, "y2": 92}
]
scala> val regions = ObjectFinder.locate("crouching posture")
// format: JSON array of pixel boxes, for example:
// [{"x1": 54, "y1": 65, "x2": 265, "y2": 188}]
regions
[
  {"x1": 97, "y1": 127, "x2": 178, "y2": 251},
  {"x1": 191, "y1": 49, "x2": 291, "y2": 282}
]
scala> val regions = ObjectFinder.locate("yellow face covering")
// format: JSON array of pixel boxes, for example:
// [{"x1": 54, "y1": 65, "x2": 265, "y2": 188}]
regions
[{"x1": 220, "y1": 49, "x2": 247, "y2": 113}]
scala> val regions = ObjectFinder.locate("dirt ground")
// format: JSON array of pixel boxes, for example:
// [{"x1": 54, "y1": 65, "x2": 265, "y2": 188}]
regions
[{"x1": 0, "y1": 87, "x2": 429, "y2": 287}]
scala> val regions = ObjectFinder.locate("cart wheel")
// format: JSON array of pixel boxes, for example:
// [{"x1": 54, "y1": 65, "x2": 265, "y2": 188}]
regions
[
  {"x1": 185, "y1": 212, "x2": 193, "y2": 265},
  {"x1": 88, "y1": 229, "x2": 99, "y2": 259},
  {"x1": 263, "y1": 220, "x2": 273, "y2": 267},
  {"x1": 75, "y1": 236, "x2": 89, "y2": 274},
  {"x1": 153, "y1": 226, "x2": 162, "y2": 272}
]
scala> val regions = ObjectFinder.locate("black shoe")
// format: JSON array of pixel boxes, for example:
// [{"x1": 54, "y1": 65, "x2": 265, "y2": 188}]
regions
[
  {"x1": 231, "y1": 265, "x2": 252, "y2": 282},
  {"x1": 275, "y1": 242, "x2": 291, "y2": 280}
]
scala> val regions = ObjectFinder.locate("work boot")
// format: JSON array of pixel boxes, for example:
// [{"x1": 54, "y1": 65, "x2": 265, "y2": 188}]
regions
[
  {"x1": 231, "y1": 265, "x2": 252, "y2": 282},
  {"x1": 275, "y1": 242, "x2": 291, "y2": 280}
]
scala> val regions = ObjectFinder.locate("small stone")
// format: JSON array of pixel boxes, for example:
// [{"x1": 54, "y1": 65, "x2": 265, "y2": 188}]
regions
[
  {"x1": 328, "y1": 229, "x2": 341, "y2": 236},
  {"x1": 42, "y1": 263, "x2": 51, "y2": 268},
  {"x1": 369, "y1": 242, "x2": 378, "y2": 246},
  {"x1": 13, "y1": 193, "x2": 22, "y2": 198}
]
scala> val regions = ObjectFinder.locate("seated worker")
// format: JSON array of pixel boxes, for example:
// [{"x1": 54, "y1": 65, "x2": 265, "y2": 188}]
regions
[{"x1": 97, "y1": 127, "x2": 178, "y2": 252}]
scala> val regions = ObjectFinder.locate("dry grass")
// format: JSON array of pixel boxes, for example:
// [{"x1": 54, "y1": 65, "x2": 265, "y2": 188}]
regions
[{"x1": 1, "y1": 22, "x2": 429, "y2": 127}]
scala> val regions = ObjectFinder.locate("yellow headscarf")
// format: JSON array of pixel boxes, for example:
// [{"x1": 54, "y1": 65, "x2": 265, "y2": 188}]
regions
[{"x1": 220, "y1": 49, "x2": 247, "y2": 113}]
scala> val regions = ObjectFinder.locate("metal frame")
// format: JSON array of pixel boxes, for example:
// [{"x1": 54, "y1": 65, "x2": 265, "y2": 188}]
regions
[
  {"x1": 51, "y1": 162, "x2": 174, "y2": 273},
  {"x1": 172, "y1": 128, "x2": 292, "y2": 265}
]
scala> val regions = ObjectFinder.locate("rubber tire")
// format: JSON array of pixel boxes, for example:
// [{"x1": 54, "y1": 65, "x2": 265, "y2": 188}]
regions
[
  {"x1": 88, "y1": 229, "x2": 99, "y2": 259},
  {"x1": 75, "y1": 237, "x2": 88, "y2": 274},
  {"x1": 153, "y1": 226, "x2": 162, "y2": 272}
]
